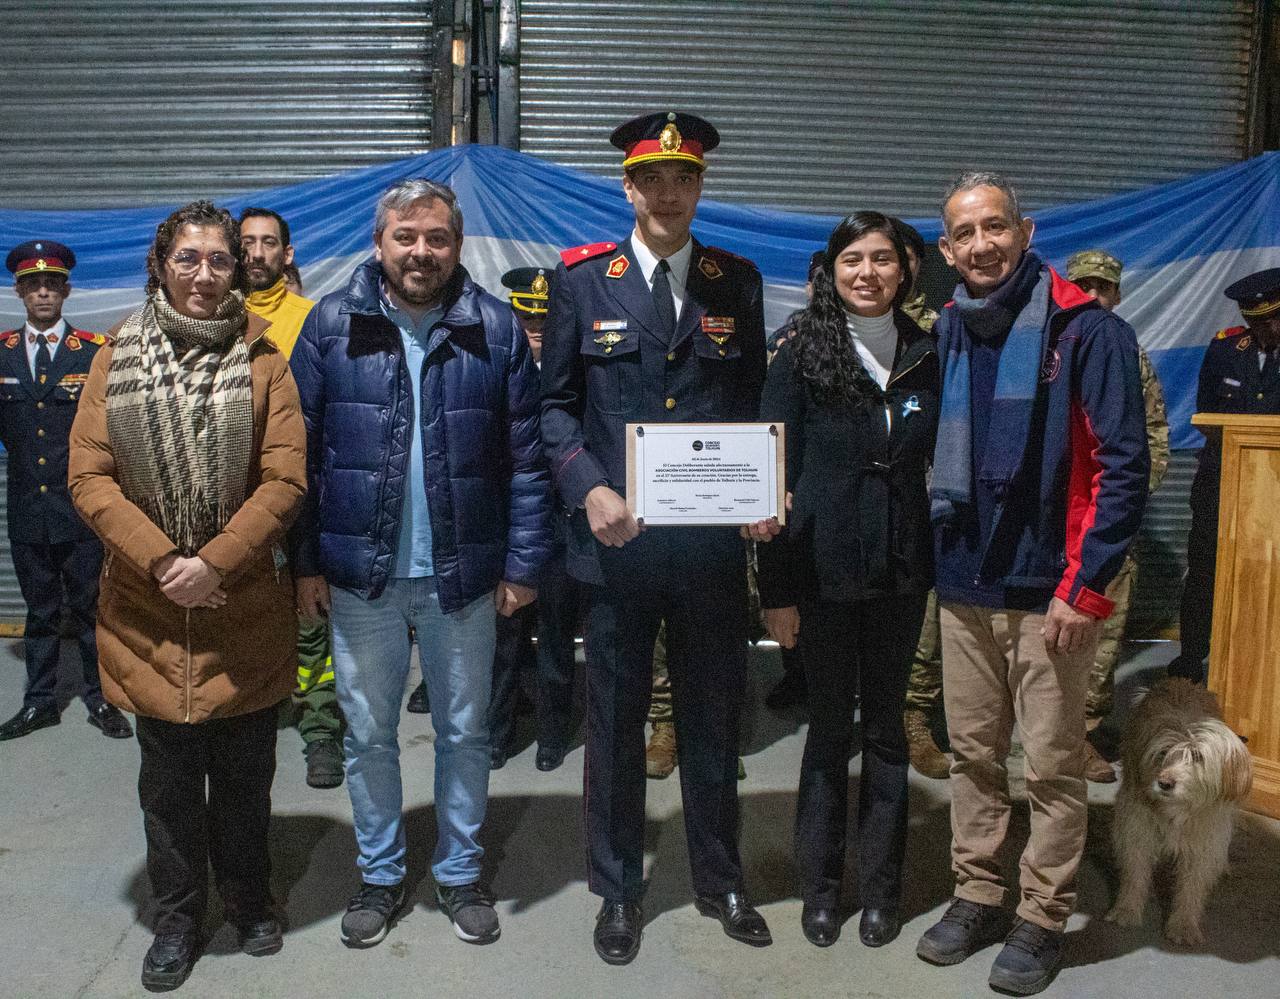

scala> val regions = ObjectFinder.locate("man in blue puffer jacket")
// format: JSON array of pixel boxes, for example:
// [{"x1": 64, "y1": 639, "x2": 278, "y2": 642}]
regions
[
  {"x1": 290, "y1": 178, "x2": 552, "y2": 950},
  {"x1": 914, "y1": 172, "x2": 1147, "y2": 996}
]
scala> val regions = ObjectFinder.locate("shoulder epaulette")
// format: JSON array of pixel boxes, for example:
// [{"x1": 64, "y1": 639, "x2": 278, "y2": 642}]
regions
[
  {"x1": 73, "y1": 329, "x2": 109, "y2": 346},
  {"x1": 700, "y1": 245, "x2": 758, "y2": 270},
  {"x1": 1213, "y1": 325, "x2": 1248, "y2": 340},
  {"x1": 560, "y1": 242, "x2": 618, "y2": 268}
]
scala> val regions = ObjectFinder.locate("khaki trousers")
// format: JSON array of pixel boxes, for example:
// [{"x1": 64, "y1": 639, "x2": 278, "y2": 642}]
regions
[{"x1": 940, "y1": 602, "x2": 1093, "y2": 931}]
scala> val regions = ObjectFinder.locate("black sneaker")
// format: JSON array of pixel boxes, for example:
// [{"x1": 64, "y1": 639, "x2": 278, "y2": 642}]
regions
[
  {"x1": 916, "y1": 897, "x2": 1011, "y2": 966},
  {"x1": 988, "y1": 918, "x2": 1064, "y2": 995},
  {"x1": 237, "y1": 917, "x2": 284, "y2": 956},
  {"x1": 340, "y1": 882, "x2": 406, "y2": 948},
  {"x1": 141, "y1": 932, "x2": 198, "y2": 992},
  {"x1": 305, "y1": 739, "x2": 345, "y2": 789},
  {"x1": 436, "y1": 882, "x2": 500, "y2": 943}
]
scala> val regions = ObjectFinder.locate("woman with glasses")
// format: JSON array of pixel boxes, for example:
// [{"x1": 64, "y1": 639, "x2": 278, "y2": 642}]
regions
[
  {"x1": 756, "y1": 212, "x2": 939, "y2": 949},
  {"x1": 69, "y1": 200, "x2": 306, "y2": 991}
]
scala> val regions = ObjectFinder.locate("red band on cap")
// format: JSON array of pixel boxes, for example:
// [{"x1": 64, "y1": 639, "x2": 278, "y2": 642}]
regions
[
  {"x1": 624, "y1": 138, "x2": 705, "y2": 161},
  {"x1": 13, "y1": 257, "x2": 69, "y2": 277}
]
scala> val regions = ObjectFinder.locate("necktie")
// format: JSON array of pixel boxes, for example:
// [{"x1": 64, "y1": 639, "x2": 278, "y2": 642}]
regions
[
  {"x1": 1262, "y1": 346, "x2": 1278, "y2": 386},
  {"x1": 650, "y1": 259, "x2": 677, "y2": 345},
  {"x1": 35, "y1": 334, "x2": 51, "y2": 386}
]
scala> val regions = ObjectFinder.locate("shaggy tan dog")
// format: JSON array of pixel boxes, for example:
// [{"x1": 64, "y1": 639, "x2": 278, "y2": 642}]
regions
[{"x1": 1106, "y1": 678, "x2": 1252, "y2": 945}]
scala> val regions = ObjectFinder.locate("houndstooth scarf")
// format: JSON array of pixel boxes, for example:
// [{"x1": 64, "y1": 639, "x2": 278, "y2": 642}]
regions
[{"x1": 105, "y1": 291, "x2": 254, "y2": 555}]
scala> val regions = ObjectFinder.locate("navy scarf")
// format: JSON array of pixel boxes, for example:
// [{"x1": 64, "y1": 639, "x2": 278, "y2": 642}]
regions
[{"x1": 930, "y1": 251, "x2": 1050, "y2": 523}]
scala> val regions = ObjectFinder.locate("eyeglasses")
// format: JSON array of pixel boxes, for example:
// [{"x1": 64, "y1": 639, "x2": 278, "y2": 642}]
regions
[{"x1": 167, "y1": 250, "x2": 237, "y2": 276}]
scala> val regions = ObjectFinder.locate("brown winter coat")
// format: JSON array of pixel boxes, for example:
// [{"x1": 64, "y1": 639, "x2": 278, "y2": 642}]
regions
[{"x1": 68, "y1": 312, "x2": 306, "y2": 723}]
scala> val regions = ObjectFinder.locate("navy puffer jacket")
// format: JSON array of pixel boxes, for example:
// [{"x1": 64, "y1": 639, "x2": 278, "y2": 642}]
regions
[{"x1": 290, "y1": 259, "x2": 552, "y2": 612}]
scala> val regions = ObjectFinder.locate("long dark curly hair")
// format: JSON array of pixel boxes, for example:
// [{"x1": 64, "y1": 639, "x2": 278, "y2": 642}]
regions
[
  {"x1": 145, "y1": 200, "x2": 249, "y2": 296},
  {"x1": 791, "y1": 211, "x2": 910, "y2": 406}
]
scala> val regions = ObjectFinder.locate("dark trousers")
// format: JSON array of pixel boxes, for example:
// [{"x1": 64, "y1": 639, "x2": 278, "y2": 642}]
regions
[
  {"x1": 11, "y1": 537, "x2": 103, "y2": 710},
  {"x1": 533, "y1": 559, "x2": 581, "y2": 752},
  {"x1": 1171, "y1": 488, "x2": 1218, "y2": 685},
  {"x1": 795, "y1": 591, "x2": 925, "y2": 909},
  {"x1": 489, "y1": 602, "x2": 537, "y2": 754},
  {"x1": 583, "y1": 565, "x2": 747, "y2": 902},
  {"x1": 136, "y1": 703, "x2": 280, "y2": 934},
  {"x1": 489, "y1": 560, "x2": 582, "y2": 753}
]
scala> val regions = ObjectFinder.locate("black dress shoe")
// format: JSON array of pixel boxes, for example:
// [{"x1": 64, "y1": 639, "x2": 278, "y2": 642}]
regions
[
  {"x1": 141, "y1": 932, "x2": 198, "y2": 992},
  {"x1": 535, "y1": 744, "x2": 566, "y2": 771},
  {"x1": 88, "y1": 702, "x2": 133, "y2": 739},
  {"x1": 407, "y1": 681, "x2": 429, "y2": 714},
  {"x1": 859, "y1": 907, "x2": 901, "y2": 947},
  {"x1": 237, "y1": 917, "x2": 284, "y2": 956},
  {"x1": 594, "y1": 899, "x2": 642, "y2": 965},
  {"x1": 0, "y1": 703, "x2": 60, "y2": 741},
  {"x1": 694, "y1": 891, "x2": 772, "y2": 946},
  {"x1": 801, "y1": 903, "x2": 841, "y2": 947}
]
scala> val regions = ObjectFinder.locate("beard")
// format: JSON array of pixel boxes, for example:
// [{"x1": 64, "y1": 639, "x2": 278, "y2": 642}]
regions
[
  {"x1": 247, "y1": 259, "x2": 284, "y2": 292},
  {"x1": 386, "y1": 255, "x2": 452, "y2": 306}
]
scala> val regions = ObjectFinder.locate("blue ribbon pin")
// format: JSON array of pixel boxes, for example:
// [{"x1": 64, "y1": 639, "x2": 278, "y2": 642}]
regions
[{"x1": 902, "y1": 394, "x2": 921, "y2": 418}]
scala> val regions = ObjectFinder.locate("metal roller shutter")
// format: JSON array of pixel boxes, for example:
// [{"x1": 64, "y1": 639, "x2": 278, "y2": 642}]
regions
[
  {"x1": 1129, "y1": 450, "x2": 1198, "y2": 640},
  {"x1": 1, "y1": 0, "x2": 435, "y2": 209},
  {"x1": 0, "y1": 459, "x2": 27, "y2": 633},
  {"x1": 519, "y1": 0, "x2": 1257, "y2": 215}
]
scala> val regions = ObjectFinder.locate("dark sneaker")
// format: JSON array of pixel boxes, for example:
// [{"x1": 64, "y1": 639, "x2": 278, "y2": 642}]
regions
[
  {"x1": 141, "y1": 932, "x2": 198, "y2": 992},
  {"x1": 988, "y1": 918, "x2": 1064, "y2": 995},
  {"x1": 436, "y1": 882, "x2": 500, "y2": 943},
  {"x1": 237, "y1": 917, "x2": 284, "y2": 956},
  {"x1": 305, "y1": 739, "x2": 345, "y2": 789},
  {"x1": 340, "y1": 882, "x2": 406, "y2": 948},
  {"x1": 916, "y1": 897, "x2": 1011, "y2": 966}
]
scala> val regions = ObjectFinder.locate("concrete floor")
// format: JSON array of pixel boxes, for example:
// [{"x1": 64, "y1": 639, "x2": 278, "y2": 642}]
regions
[{"x1": 1, "y1": 638, "x2": 1277, "y2": 999}]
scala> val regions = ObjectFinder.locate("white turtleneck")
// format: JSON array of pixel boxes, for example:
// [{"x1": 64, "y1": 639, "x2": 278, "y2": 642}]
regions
[{"x1": 845, "y1": 310, "x2": 897, "y2": 389}]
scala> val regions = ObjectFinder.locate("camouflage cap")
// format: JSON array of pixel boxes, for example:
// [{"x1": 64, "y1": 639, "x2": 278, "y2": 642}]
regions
[{"x1": 1066, "y1": 249, "x2": 1123, "y2": 286}]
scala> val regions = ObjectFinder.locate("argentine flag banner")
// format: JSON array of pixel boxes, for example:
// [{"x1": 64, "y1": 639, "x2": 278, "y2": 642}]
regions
[{"x1": 3, "y1": 146, "x2": 1277, "y2": 449}]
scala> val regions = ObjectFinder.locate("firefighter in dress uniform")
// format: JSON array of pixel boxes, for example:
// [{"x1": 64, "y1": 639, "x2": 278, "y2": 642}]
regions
[
  {"x1": 541, "y1": 111, "x2": 776, "y2": 964},
  {"x1": 1168, "y1": 267, "x2": 1280, "y2": 684},
  {"x1": 0, "y1": 240, "x2": 132, "y2": 741}
]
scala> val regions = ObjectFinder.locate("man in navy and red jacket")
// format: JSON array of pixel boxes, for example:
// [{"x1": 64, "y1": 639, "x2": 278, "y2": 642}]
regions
[{"x1": 914, "y1": 173, "x2": 1148, "y2": 995}]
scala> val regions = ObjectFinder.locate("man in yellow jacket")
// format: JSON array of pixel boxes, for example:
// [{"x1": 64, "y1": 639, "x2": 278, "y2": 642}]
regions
[{"x1": 240, "y1": 207, "x2": 344, "y2": 789}]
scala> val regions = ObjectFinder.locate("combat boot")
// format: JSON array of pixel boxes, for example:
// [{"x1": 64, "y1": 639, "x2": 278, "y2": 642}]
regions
[
  {"x1": 905, "y1": 709, "x2": 950, "y2": 780},
  {"x1": 645, "y1": 721, "x2": 676, "y2": 779}
]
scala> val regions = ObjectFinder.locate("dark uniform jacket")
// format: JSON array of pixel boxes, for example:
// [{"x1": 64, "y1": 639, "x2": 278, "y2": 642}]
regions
[
  {"x1": 0, "y1": 323, "x2": 105, "y2": 543},
  {"x1": 540, "y1": 236, "x2": 766, "y2": 585},
  {"x1": 756, "y1": 310, "x2": 940, "y2": 609},
  {"x1": 1192, "y1": 325, "x2": 1280, "y2": 508}
]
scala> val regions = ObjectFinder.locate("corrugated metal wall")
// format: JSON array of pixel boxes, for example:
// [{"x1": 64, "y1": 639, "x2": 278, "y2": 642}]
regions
[
  {"x1": 1130, "y1": 450, "x2": 1197, "y2": 639},
  {"x1": 519, "y1": 0, "x2": 1257, "y2": 215},
  {"x1": 1, "y1": 1, "x2": 435, "y2": 209},
  {"x1": 0, "y1": 460, "x2": 29, "y2": 629}
]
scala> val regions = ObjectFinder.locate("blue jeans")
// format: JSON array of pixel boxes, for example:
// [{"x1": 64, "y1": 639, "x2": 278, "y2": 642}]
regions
[{"x1": 331, "y1": 578, "x2": 496, "y2": 887}]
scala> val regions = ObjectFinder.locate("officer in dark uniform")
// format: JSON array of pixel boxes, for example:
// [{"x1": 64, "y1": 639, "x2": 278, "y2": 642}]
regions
[
  {"x1": 540, "y1": 111, "x2": 772, "y2": 963},
  {"x1": 489, "y1": 265, "x2": 582, "y2": 772},
  {"x1": 1169, "y1": 267, "x2": 1280, "y2": 684},
  {"x1": 0, "y1": 240, "x2": 132, "y2": 740}
]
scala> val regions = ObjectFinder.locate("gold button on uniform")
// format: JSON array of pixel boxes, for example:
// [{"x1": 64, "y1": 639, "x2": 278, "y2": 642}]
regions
[
  {"x1": 1258, "y1": 392, "x2": 1265, "y2": 400},
  {"x1": 39, "y1": 485, "x2": 48, "y2": 493},
  {"x1": 36, "y1": 428, "x2": 45, "y2": 437},
  {"x1": 665, "y1": 397, "x2": 676, "y2": 410},
  {"x1": 36, "y1": 401, "x2": 44, "y2": 410},
  {"x1": 718, "y1": 349, "x2": 726, "y2": 357},
  {"x1": 666, "y1": 352, "x2": 675, "y2": 362},
  {"x1": 37, "y1": 457, "x2": 46, "y2": 465}
]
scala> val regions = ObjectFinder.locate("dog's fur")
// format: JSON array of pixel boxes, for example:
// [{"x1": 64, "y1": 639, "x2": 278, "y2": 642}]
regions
[{"x1": 1105, "y1": 678, "x2": 1252, "y2": 945}]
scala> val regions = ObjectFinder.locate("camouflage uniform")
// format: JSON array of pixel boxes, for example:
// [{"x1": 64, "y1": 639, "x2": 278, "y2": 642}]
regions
[
  {"x1": 903, "y1": 292, "x2": 943, "y2": 714},
  {"x1": 1085, "y1": 346, "x2": 1169, "y2": 722}
]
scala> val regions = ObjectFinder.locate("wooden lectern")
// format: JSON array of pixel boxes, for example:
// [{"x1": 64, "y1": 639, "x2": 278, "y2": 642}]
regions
[{"x1": 1191, "y1": 412, "x2": 1280, "y2": 819}]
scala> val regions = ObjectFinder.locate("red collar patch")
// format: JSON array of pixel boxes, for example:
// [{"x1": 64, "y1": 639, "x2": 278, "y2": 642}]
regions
[{"x1": 606, "y1": 255, "x2": 630, "y2": 280}]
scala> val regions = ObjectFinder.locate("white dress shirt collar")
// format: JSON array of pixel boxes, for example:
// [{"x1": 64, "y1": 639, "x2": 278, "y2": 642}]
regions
[
  {"x1": 630, "y1": 231, "x2": 694, "y2": 294},
  {"x1": 24, "y1": 318, "x2": 66, "y2": 378}
]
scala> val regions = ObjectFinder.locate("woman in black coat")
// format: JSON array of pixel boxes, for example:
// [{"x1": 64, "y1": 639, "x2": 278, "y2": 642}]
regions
[{"x1": 757, "y1": 211, "x2": 939, "y2": 949}]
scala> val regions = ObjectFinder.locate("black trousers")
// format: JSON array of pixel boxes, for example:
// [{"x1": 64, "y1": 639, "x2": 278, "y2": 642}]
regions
[
  {"x1": 1171, "y1": 486, "x2": 1219, "y2": 685},
  {"x1": 11, "y1": 537, "x2": 103, "y2": 711},
  {"x1": 489, "y1": 558, "x2": 583, "y2": 753},
  {"x1": 795, "y1": 591, "x2": 926, "y2": 909},
  {"x1": 582, "y1": 563, "x2": 747, "y2": 902},
  {"x1": 135, "y1": 703, "x2": 280, "y2": 934}
]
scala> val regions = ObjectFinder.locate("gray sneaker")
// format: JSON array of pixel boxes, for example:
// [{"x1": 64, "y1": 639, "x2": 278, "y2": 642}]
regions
[
  {"x1": 340, "y1": 882, "x2": 406, "y2": 948},
  {"x1": 436, "y1": 882, "x2": 500, "y2": 943}
]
